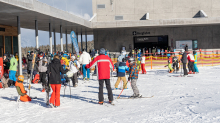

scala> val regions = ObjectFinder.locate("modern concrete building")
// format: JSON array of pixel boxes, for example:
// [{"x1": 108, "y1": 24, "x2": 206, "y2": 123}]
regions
[
  {"x1": 2, "y1": 0, "x2": 220, "y2": 74},
  {"x1": 91, "y1": 0, "x2": 220, "y2": 52}
]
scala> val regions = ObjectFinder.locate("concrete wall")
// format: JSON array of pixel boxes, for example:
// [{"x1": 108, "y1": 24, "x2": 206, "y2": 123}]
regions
[
  {"x1": 94, "y1": 25, "x2": 220, "y2": 52},
  {"x1": 92, "y1": 0, "x2": 220, "y2": 22}
]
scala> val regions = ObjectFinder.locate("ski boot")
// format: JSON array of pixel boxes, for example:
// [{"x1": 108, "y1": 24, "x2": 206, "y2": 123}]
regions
[
  {"x1": 87, "y1": 78, "x2": 89, "y2": 81},
  {"x1": 114, "y1": 88, "x2": 120, "y2": 90},
  {"x1": 188, "y1": 71, "x2": 192, "y2": 74},
  {"x1": 41, "y1": 88, "x2": 45, "y2": 92},
  {"x1": 109, "y1": 100, "x2": 115, "y2": 105},
  {"x1": 98, "y1": 101, "x2": 103, "y2": 105}
]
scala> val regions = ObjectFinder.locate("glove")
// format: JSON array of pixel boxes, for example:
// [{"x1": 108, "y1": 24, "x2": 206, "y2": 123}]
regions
[
  {"x1": 128, "y1": 77, "x2": 131, "y2": 81},
  {"x1": 85, "y1": 64, "x2": 89, "y2": 69}
]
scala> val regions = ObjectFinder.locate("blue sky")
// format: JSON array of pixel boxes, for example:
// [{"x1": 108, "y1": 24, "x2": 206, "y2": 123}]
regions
[{"x1": 21, "y1": 0, "x2": 93, "y2": 47}]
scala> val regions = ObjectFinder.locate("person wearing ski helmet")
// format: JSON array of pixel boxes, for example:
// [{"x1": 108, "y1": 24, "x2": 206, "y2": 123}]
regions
[
  {"x1": 15, "y1": 75, "x2": 32, "y2": 102},
  {"x1": 128, "y1": 57, "x2": 142, "y2": 98},
  {"x1": 85, "y1": 48, "x2": 114, "y2": 105}
]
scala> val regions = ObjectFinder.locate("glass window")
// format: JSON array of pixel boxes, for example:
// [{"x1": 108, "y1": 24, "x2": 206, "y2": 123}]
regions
[
  {"x1": 13, "y1": 36, "x2": 18, "y2": 55},
  {"x1": 0, "y1": 36, "x2": 3, "y2": 57},
  {"x1": 193, "y1": 40, "x2": 198, "y2": 50},
  {"x1": 5, "y1": 36, "x2": 12, "y2": 54}
]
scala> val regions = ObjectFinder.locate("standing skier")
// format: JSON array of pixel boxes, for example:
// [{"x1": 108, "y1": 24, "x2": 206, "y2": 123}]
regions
[
  {"x1": 181, "y1": 49, "x2": 188, "y2": 76},
  {"x1": 187, "y1": 52, "x2": 195, "y2": 74},
  {"x1": 9, "y1": 54, "x2": 18, "y2": 84},
  {"x1": 128, "y1": 57, "x2": 142, "y2": 98},
  {"x1": 79, "y1": 49, "x2": 91, "y2": 81},
  {"x1": 38, "y1": 52, "x2": 48, "y2": 92},
  {"x1": 114, "y1": 58, "x2": 129, "y2": 90},
  {"x1": 69, "y1": 55, "x2": 80, "y2": 87},
  {"x1": 140, "y1": 54, "x2": 147, "y2": 74},
  {"x1": 47, "y1": 55, "x2": 69, "y2": 108},
  {"x1": 193, "y1": 51, "x2": 199, "y2": 73},
  {"x1": 86, "y1": 48, "x2": 114, "y2": 105}
]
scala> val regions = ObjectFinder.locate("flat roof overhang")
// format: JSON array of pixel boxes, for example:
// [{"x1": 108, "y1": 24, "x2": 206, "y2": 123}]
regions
[{"x1": 0, "y1": 0, "x2": 93, "y2": 35}]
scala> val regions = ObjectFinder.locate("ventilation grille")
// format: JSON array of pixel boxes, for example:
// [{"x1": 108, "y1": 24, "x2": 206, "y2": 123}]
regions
[
  {"x1": 115, "y1": 16, "x2": 123, "y2": 20},
  {"x1": 97, "y1": 4, "x2": 105, "y2": 9}
]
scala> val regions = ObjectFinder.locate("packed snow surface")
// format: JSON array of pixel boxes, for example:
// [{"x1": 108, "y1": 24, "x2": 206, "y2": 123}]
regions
[{"x1": 1, "y1": 66, "x2": 220, "y2": 123}]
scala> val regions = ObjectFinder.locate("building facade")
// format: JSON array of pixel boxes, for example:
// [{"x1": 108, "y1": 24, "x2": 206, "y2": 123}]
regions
[
  {"x1": 0, "y1": 25, "x2": 18, "y2": 57},
  {"x1": 92, "y1": 0, "x2": 220, "y2": 52}
]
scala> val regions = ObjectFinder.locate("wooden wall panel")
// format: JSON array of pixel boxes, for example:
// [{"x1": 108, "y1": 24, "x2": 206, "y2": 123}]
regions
[{"x1": 0, "y1": 25, "x2": 18, "y2": 36}]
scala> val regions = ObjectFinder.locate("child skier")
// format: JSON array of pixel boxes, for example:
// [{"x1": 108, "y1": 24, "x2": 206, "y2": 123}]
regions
[
  {"x1": 15, "y1": 75, "x2": 32, "y2": 102},
  {"x1": 172, "y1": 56, "x2": 179, "y2": 72},
  {"x1": 115, "y1": 58, "x2": 129, "y2": 90},
  {"x1": 193, "y1": 51, "x2": 199, "y2": 73},
  {"x1": 140, "y1": 54, "x2": 147, "y2": 74},
  {"x1": 168, "y1": 55, "x2": 174, "y2": 73},
  {"x1": 128, "y1": 57, "x2": 142, "y2": 98}
]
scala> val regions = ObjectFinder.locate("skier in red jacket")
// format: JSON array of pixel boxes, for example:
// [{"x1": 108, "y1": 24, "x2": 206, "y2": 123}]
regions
[{"x1": 86, "y1": 48, "x2": 114, "y2": 105}]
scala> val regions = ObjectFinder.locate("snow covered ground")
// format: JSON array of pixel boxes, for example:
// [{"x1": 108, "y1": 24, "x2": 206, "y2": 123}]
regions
[{"x1": 1, "y1": 66, "x2": 220, "y2": 123}]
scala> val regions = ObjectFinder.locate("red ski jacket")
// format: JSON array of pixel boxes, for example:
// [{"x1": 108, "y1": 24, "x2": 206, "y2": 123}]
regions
[{"x1": 86, "y1": 54, "x2": 114, "y2": 80}]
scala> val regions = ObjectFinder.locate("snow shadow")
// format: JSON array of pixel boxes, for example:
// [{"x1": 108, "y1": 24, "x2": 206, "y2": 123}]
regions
[
  {"x1": 1, "y1": 96, "x2": 47, "y2": 107},
  {"x1": 60, "y1": 94, "x2": 99, "y2": 105}
]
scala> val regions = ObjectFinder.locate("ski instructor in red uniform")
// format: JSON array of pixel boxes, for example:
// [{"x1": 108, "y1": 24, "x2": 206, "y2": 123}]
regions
[{"x1": 86, "y1": 48, "x2": 114, "y2": 104}]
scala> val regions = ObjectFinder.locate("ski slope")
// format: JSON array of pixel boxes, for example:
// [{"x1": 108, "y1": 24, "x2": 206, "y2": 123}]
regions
[{"x1": 1, "y1": 66, "x2": 220, "y2": 123}]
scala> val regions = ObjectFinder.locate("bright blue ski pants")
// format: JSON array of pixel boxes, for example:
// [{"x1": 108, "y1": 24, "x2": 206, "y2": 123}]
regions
[
  {"x1": 194, "y1": 64, "x2": 199, "y2": 72},
  {"x1": 82, "y1": 64, "x2": 90, "y2": 79}
]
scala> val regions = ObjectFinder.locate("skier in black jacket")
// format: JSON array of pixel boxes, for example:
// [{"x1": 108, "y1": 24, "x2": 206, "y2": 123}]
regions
[
  {"x1": 47, "y1": 55, "x2": 69, "y2": 108},
  {"x1": 181, "y1": 49, "x2": 188, "y2": 76}
]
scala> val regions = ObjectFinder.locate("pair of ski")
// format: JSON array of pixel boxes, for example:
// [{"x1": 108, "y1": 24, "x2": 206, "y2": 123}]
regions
[{"x1": 118, "y1": 95, "x2": 154, "y2": 99}]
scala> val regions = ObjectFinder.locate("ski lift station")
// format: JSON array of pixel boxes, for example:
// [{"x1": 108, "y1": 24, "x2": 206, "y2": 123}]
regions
[{"x1": 1, "y1": 0, "x2": 220, "y2": 74}]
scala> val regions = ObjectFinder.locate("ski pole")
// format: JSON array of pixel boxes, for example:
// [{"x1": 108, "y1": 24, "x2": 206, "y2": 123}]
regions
[
  {"x1": 69, "y1": 81, "x2": 71, "y2": 98},
  {"x1": 63, "y1": 86, "x2": 66, "y2": 97},
  {"x1": 117, "y1": 79, "x2": 130, "y2": 99}
]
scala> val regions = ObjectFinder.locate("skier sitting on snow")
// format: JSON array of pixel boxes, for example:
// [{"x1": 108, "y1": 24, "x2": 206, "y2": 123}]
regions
[
  {"x1": 15, "y1": 75, "x2": 32, "y2": 102},
  {"x1": 115, "y1": 58, "x2": 129, "y2": 90},
  {"x1": 187, "y1": 52, "x2": 195, "y2": 74},
  {"x1": 128, "y1": 57, "x2": 142, "y2": 98},
  {"x1": 172, "y1": 56, "x2": 179, "y2": 71}
]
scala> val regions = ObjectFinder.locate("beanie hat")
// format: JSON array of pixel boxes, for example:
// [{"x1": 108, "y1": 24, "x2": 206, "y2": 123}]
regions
[{"x1": 100, "y1": 48, "x2": 105, "y2": 55}]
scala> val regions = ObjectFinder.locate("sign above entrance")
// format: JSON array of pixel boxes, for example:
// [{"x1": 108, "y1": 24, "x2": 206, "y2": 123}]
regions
[{"x1": 133, "y1": 31, "x2": 150, "y2": 36}]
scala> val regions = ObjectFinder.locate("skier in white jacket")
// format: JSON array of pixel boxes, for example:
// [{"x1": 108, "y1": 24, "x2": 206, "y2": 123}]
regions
[
  {"x1": 79, "y1": 49, "x2": 91, "y2": 80},
  {"x1": 69, "y1": 56, "x2": 80, "y2": 87}
]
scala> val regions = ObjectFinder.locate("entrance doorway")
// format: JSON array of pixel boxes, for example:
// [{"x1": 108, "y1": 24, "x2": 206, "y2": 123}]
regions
[{"x1": 134, "y1": 35, "x2": 168, "y2": 53}]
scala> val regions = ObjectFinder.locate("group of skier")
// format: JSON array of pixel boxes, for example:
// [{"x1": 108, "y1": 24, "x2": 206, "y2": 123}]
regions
[
  {"x1": 1, "y1": 44, "x2": 201, "y2": 107},
  {"x1": 8, "y1": 48, "x2": 142, "y2": 107}
]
